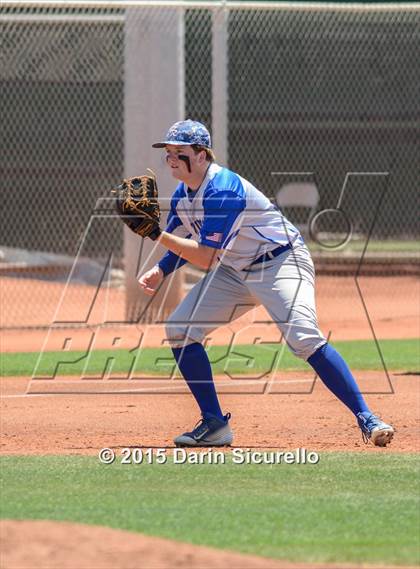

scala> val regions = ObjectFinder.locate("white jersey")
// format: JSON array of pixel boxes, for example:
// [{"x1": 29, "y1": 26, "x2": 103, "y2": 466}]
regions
[{"x1": 160, "y1": 163, "x2": 301, "y2": 273}]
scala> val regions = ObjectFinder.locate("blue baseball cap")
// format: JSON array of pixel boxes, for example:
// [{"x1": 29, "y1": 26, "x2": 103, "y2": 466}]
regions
[{"x1": 152, "y1": 119, "x2": 212, "y2": 149}]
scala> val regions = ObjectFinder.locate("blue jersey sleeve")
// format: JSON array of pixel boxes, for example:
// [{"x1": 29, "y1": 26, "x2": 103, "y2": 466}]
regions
[
  {"x1": 200, "y1": 190, "x2": 246, "y2": 249},
  {"x1": 158, "y1": 250, "x2": 188, "y2": 277}
]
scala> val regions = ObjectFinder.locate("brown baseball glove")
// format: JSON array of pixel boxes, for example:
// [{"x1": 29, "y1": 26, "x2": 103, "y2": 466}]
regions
[{"x1": 112, "y1": 170, "x2": 161, "y2": 240}]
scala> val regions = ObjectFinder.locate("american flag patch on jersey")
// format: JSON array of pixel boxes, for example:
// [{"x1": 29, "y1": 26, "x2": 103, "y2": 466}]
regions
[{"x1": 205, "y1": 232, "x2": 224, "y2": 243}]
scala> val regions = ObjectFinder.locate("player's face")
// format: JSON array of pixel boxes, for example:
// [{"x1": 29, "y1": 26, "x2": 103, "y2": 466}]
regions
[{"x1": 165, "y1": 145, "x2": 205, "y2": 180}]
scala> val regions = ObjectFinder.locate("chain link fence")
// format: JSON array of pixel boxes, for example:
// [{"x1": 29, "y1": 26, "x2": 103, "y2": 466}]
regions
[{"x1": 1, "y1": 1, "x2": 419, "y2": 329}]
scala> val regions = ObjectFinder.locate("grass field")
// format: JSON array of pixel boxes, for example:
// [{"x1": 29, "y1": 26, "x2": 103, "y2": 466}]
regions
[
  {"x1": 308, "y1": 239, "x2": 420, "y2": 254},
  {"x1": 1, "y1": 338, "x2": 418, "y2": 377},
  {"x1": 2, "y1": 337, "x2": 419, "y2": 567},
  {"x1": 1, "y1": 453, "x2": 419, "y2": 566}
]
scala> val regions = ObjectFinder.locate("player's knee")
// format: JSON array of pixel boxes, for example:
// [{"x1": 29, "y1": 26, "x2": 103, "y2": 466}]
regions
[
  {"x1": 165, "y1": 317, "x2": 204, "y2": 348},
  {"x1": 165, "y1": 320, "x2": 187, "y2": 345},
  {"x1": 286, "y1": 332, "x2": 327, "y2": 361}
]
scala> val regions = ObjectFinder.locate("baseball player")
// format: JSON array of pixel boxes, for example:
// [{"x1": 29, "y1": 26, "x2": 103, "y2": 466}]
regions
[{"x1": 137, "y1": 119, "x2": 394, "y2": 448}]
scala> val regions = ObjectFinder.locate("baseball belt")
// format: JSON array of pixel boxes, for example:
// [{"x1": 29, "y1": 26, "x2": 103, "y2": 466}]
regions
[{"x1": 250, "y1": 243, "x2": 292, "y2": 266}]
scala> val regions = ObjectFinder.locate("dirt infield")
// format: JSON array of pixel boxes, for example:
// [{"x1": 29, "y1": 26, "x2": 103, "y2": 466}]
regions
[
  {"x1": 4, "y1": 520, "x2": 416, "y2": 569},
  {"x1": 1, "y1": 373, "x2": 418, "y2": 454},
  {"x1": 1, "y1": 275, "x2": 419, "y2": 353},
  {"x1": 1, "y1": 272, "x2": 419, "y2": 454}
]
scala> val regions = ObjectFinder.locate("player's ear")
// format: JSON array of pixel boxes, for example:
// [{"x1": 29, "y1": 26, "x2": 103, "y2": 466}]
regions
[
  {"x1": 191, "y1": 144, "x2": 207, "y2": 166},
  {"x1": 199, "y1": 148, "x2": 207, "y2": 165}
]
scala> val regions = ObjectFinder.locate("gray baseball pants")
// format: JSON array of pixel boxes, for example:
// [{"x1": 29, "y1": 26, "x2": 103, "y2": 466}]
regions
[{"x1": 166, "y1": 243, "x2": 327, "y2": 360}]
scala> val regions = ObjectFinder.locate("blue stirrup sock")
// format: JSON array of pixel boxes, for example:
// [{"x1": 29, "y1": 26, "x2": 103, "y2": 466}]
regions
[
  {"x1": 307, "y1": 343, "x2": 370, "y2": 416},
  {"x1": 172, "y1": 342, "x2": 224, "y2": 420}
]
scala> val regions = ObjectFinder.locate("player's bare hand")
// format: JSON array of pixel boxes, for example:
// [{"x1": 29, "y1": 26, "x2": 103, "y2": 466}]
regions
[{"x1": 138, "y1": 265, "x2": 164, "y2": 295}]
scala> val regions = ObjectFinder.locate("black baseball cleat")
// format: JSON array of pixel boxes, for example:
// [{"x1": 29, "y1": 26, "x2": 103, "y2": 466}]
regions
[{"x1": 174, "y1": 413, "x2": 233, "y2": 447}]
